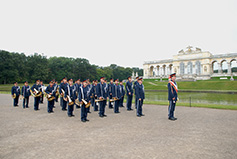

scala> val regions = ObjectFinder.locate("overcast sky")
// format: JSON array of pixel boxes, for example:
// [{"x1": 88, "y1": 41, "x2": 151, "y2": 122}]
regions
[{"x1": 1, "y1": 0, "x2": 237, "y2": 68}]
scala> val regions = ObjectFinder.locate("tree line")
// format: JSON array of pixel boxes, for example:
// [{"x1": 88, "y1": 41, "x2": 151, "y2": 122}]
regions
[{"x1": 0, "y1": 50, "x2": 143, "y2": 84}]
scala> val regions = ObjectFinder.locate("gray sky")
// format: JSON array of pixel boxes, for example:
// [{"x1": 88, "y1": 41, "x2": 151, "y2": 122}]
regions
[{"x1": 1, "y1": 0, "x2": 237, "y2": 68}]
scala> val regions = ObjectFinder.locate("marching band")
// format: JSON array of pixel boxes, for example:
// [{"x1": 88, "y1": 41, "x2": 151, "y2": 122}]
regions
[{"x1": 10, "y1": 74, "x2": 178, "y2": 122}]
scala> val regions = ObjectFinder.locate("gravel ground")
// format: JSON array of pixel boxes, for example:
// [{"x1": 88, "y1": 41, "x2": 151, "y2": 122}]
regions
[{"x1": 0, "y1": 94, "x2": 236, "y2": 159}]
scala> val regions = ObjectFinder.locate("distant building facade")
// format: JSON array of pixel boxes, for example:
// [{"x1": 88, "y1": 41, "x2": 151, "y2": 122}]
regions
[{"x1": 143, "y1": 46, "x2": 237, "y2": 80}]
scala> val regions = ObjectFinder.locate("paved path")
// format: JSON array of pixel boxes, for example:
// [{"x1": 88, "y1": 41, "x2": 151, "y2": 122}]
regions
[{"x1": 0, "y1": 94, "x2": 236, "y2": 159}]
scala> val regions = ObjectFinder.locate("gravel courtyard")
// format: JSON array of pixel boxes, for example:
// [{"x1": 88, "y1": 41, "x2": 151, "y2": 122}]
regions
[{"x1": 0, "y1": 94, "x2": 236, "y2": 159}]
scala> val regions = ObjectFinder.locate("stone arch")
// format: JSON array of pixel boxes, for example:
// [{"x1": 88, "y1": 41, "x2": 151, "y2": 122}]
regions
[
  {"x1": 204, "y1": 66, "x2": 207, "y2": 72},
  {"x1": 149, "y1": 66, "x2": 154, "y2": 77},
  {"x1": 230, "y1": 59, "x2": 237, "y2": 73},
  {"x1": 156, "y1": 65, "x2": 160, "y2": 76},
  {"x1": 187, "y1": 62, "x2": 192, "y2": 74},
  {"x1": 162, "y1": 64, "x2": 166, "y2": 75},
  {"x1": 211, "y1": 60, "x2": 218, "y2": 73},
  {"x1": 221, "y1": 60, "x2": 227, "y2": 73},
  {"x1": 168, "y1": 64, "x2": 173, "y2": 75}
]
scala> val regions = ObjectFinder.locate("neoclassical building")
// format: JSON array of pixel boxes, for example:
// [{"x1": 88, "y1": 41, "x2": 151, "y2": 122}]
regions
[{"x1": 143, "y1": 46, "x2": 237, "y2": 80}]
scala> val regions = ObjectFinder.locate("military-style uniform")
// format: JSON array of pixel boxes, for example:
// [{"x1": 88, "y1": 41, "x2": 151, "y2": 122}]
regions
[
  {"x1": 112, "y1": 81, "x2": 122, "y2": 113},
  {"x1": 168, "y1": 73, "x2": 178, "y2": 120},
  {"x1": 78, "y1": 84, "x2": 91, "y2": 122},
  {"x1": 45, "y1": 84, "x2": 56, "y2": 113},
  {"x1": 119, "y1": 82, "x2": 125, "y2": 107},
  {"x1": 54, "y1": 83, "x2": 59, "y2": 103},
  {"x1": 65, "y1": 83, "x2": 76, "y2": 117},
  {"x1": 126, "y1": 78, "x2": 133, "y2": 110},
  {"x1": 40, "y1": 83, "x2": 45, "y2": 104},
  {"x1": 135, "y1": 78, "x2": 145, "y2": 117},
  {"x1": 86, "y1": 83, "x2": 93, "y2": 113},
  {"x1": 96, "y1": 79, "x2": 108, "y2": 117},
  {"x1": 11, "y1": 84, "x2": 20, "y2": 107},
  {"x1": 31, "y1": 83, "x2": 42, "y2": 110},
  {"x1": 21, "y1": 84, "x2": 31, "y2": 108},
  {"x1": 90, "y1": 82, "x2": 98, "y2": 111},
  {"x1": 108, "y1": 80, "x2": 114, "y2": 109},
  {"x1": 59, "y1": 81, "x2": 68, "y2": 111},
  {"x1": 133, "y1": 77, "x2": 139, "y2": 109},
  {"x1": 59, "y1": 81, "x2": 63, "y2": 107}
]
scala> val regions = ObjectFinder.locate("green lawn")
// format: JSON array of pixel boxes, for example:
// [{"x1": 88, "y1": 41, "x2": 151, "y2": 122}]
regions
[{"x1": 143, "y1": 79, "x2": 237, "y2": 91}]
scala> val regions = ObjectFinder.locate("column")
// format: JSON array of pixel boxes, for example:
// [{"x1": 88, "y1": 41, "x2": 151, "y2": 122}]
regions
[
  {"x1": 227, "y1": 62, "x2": 231, "y2": 75},
  {"x1": 218, "y1": 63, "x2": 222, "y2": 74}
]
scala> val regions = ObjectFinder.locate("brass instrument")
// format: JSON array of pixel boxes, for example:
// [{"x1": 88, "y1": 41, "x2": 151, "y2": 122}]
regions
[
  {"x1": 67, "y1": 95, "x2": 74, "y2": 106},
  {"x1": 45, "y1": 93, "x2": 55, "y2": 101},
  {"x1": 109, "y1": 97, "x2": 119, "y2": 102},
  {"x1": 82, "y1": 99, "x2": 91, "y2": 108},
  {"x1": 95, "y1": 97, "x2": 105, "y2": 102},
  {"x1": 75, "y1": 98, "x2": 80, "y2": 106},
  {"x1": 56, "y1": 87, "x2": 59, "y2": 96},
  {"x1": 12, "y1": 93, "x2": 16, "y2": 99},
  {"x1": 30, "y1": 88, "x2": 42, "y2": 97}
]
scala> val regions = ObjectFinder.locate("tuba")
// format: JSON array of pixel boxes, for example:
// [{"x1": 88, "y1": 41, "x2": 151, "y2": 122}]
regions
[
  {"x1": 67, "y1": 95, "x2": 74, "y2": 106},
  {"x1": 30, "y1": 88, "x2": 42, "y2": 97},
  {"x1": 45, "y1": 93, "x2": 55, "y2": 101},
  {"x1": 82, "y1": 99, "x2": 91, "y2": 108}
]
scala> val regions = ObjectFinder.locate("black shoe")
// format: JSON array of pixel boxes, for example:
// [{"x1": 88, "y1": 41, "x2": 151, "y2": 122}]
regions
[
  {"x1": 137, "y1": 115, "x2": 141, "y2": 117},
  {"x1": 94, "y1": 110, "x2": 98, "y2": 111},
  {"x1": 81, "y1": 120, "x2": 86, "y2": 122},
  {"x1": 86, "y1": 119, "x2": 89, "y2": 121},
  {"x1": 103, "y1": 114, "x2": 107, "y2": 117},
  {"x1": 99, "y1": 115, "x2": 104, "y2": 117},
  {"x1": 53, "y1": 106, "x2": 55, "y2": 108},
  {"x1": 26, "y1": 107, "x2": 29, "y2": 108},
  {"x1": 173, "y1": 117, "x2": 177, "y2": 120},
  {"x1": 141, "y1": 114, "x2": 145, "y2": 116},
  {"x1": 88, "y1": 111, "x2": 91, "y2": 113},
  {"x1": 68, "y1": 115, "x2": 72, "y2": 117},
  {"x1": 109, "y1": 107, "x2": 113, "y2": 109},
  {"x1": 23, "y1": 107, "x2": 25, "y2": 109},
  {"x1": 62, "y1": 109, "x2": 67, "y2": 111},
  {"x1": 168, "y1": 117, "x2": 176, "y2": 121},
  {"x1": 71, "y1": 114, "x2": 75, "y2": 117}
]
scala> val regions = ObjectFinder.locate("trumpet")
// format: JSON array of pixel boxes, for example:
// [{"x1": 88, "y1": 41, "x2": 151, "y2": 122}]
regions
[
  {"x1": 82, "y1": 99, "x2": 91, "y2": 108},
  {"x1": 110, "y1": 97, "x2": 119, "y2": 102},
  {"x1": 12, "y1": 93, "x2": 16, "y2": 99},
  {"x1": 95, "y1": 97, "x2": 105, "y2": 102},
  {"x1": 30, "y1": 88, "x2": 42, "y2": 97}
]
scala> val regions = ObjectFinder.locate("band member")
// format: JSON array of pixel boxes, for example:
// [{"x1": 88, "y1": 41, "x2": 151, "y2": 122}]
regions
[
  {"x1": 73, "y1": 79, "x2": 80, "y2": 109},
  {"x1": 86, "y1": 79, "x2": 92, "y2": 113},
  {"x1": 31, "y1": 79, "x2": 42, "y2": 111},
  {"x1": 90, "y1": 80, "x2": 98, "y2": 111},
  {"x1": 11, "y1": 82, "x2": 20, "y2": 107},
  {"x1": 52, "y1": 79, "x2": 57, "y2": 108},
  {"x1": 40, "y1": 81, "x2": 44, "y2": 104},
  {"x1": 126, "y1": 76, "x2": 133, "y2": 111},
  {"x1": 168, "y1": 73, "x2": 178, "y2": 121},
  {"x1": 78, "y1": 79, "x2": 91, "y2": 122},
  {"x1": 59, "y1": 77, "x2": 68, "y2": 111},
  {"x1": 133, "y1": 76, "x2": 139, "y2": 109},
  {"x1": 21, "y1": 81, "x2": 30, "y2": 108},
  {"x1": 59, "y1": 80, "x2": 63, "y2": 107},
  {"x1": 65, "y1": 78, "x2": 76, "y2": 117},
  {"x1": 54, "y1": 81, "x2": 59, "y2": 103},
  {"x1": 45, "y1": 81, "x2": 56, "y2": 113},
  {"x1": 119, "y1": 80, "x2": 125, "y2": 107},
  {"x1": 96, "y1": 77, "x2": 108, "y2": 117},
  {"x1": 108, "y1": 78, "x2": 114, "y2": 109},
  {"x1": 135, "y1": 77, "x2": 145, "y2": 117},
  {"x1": 112, "y1": 79, "x2": 122, "y2": 113},
  {"x1": 104, "y1": 79, "x2": 108, "y2": 106}
]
